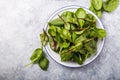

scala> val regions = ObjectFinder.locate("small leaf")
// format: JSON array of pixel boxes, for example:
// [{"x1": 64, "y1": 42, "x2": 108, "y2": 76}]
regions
[
  {"x1": 48, "y1": 26, "x2": 56, "y2": 36},
  {"x1": 91, "y1": 0, "x2": 102, "y2": 10},
  {"x1": 73, "y1": 54, "x2": 83, "y2": 65},
  {"x1": 72, "y1": 32, "x2": 77, "y2": 42},
  {"x1": 60, "y1": 51, "x2": 73, "y2": 61},
  {"x1": 69, "y1": 42, "x2": 83, "y2": 51},
  {"x1": 89, "y1": 5, "x2": 102, "y2": 18},
  {"x1": 96, "y1": 28, "x2": 106, "y2": 38},
  {"x1": 39, "y1": 57, "x2": 49, "y2": 70},
  {"x1": 30, "y1": 48, "x2": 43, "y2": 62},
  {"x1": 75, "y1": 36, "x2": 87, "y2": 44},
  {"x1": 40, "y1": 30, "x2": 48, "y2": 46},
  {"x1": 25, "y1": 48, "x2": 43, "y2": 67},
  {"x1": 64, "y1": 23, "x2": 70, "y2": 30},
  {"x1": 48, "y1": 18, "x2": 64, "y2": 26},
  {"x1": 60, "y1": 29, "x2": 71, "y2": 41},
  {"x1": 74, "y1": 29, "x2": 85, "y2": 35},
  {"x1": 75, "y1": 8, "x2": 86, "y2": 18},
  {"x1": 103, "y1": 0, "x2": 119, "y2": 12},
  {"x1": 75, "y1": 8, "x2": 86, "y2": 27}
]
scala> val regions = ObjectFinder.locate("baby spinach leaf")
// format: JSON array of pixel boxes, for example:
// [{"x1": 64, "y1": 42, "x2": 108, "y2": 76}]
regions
[
  {"x1": 96, "y1": 28, "x2": 106, "y2": 38},
  {"x1": 73, "y1": 54, "x2": 83, "y2": 65},
  {"x1": 75, "y1": 8, "x2": 86, "y2": 28},
  {"x1": 72, "y1": 32, "x2": 77, "y2": 42},
  {"x1": 75, "y1": 36, "x2": 87, "y2": 44},
  {"x1": 69, "y1": 42, "x2": 83, "y2": 51},
  {"x1": 60, "y1": 28, "x2": 71, "y2": 41},
  {"x1": 30, "y1": 48, "x2": 43, "y2": 61},
  {"x1": 26, "y1": 48, "x2": 43, "y2": 67},
  {"x1": 91, "y1": 0, "x2": 102, "y2": 10},
  {"x1": 67, "y1": 18, "x2": 79, "y2": 25},
  {"x1": 74, "y1": 29, "x2": 85, "y2": 35},
  {"x1": 103, "y1": 0, "x2": 119, "y2": 12},
  {"x1": 48, "y1": 18, "x2": 64, "y2": 26},
  {"x1": 89, "y1": 5, "x2": 102, "y2": 18},
  {"x1": 40, "y1": 30, "x2": 48, "y2": 46},
  {"x1": 48, "y1": 26, "x2": 56, "y2": 36},
  {"x1": 75, "y1": 8, "x2": 86, "y2": 18},
  {"x1": 39, "y1": 57, "x2": 49, "y2": 70},
  {"x1": 64, "y1": 23, "x2": 71, "y2": 30},
  {"x1": 60, "y1": 51, "x2": 73, "y2": 61},
  {"x1": 61, "y1": 11, "x2": 74, "y2": 19}
]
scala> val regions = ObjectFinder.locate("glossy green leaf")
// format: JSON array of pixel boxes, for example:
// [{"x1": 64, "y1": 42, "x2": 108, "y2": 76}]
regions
[
  {"x1": 74, "y1": 29, "x2": 85, "y2": 35},
  {"x1": 39, "y1": 57, "x2": 49, "y2": 70},
  {"x1": 103, "y1": 0, "x2": 119, "y2": 12},
  {"x1": 48, "y1": 18, "x2": 64, "y2": 26},
  {"x1": 69, "y1": 42, "x2": 83, "y2": 51},
  {"x1": 75, "y1": 8, "x2": 86, "y2": 27},
  {"x1": 75, "y1": 36, "x2": 87, "y2": 44},
  {"x1": 30, "y1": 48, "x2": 43, "y2": 62},
  {"x1": 73, "y1": 54, "x2": 83, "y2": 65},
  {"x1": 72, "y1": 32, "x2": 77, "y2": 42},
  {"x1": 48, "y1": 26, "x2": 56, "y2": 36},
  {"x1": 61, "y1": 11, "x2": 74, "y2": 19},
  {"x1": 96, "y1": 28, "x2": 107, "y2": 38},
  {"x1": 75, "y1": 8, "x2": 86, "y2": 18},
  {"x1": 91, "y1": 0, "x2": 102, "y2": 10},
  {"x1": 89, "y1": 5, "x2": 102, "y2": 18},
  {"x1": 60, "y1": 51, "x2": 73, "y2": 61},
  {"x1": 60, "y1": 28, "x2": 71, "y2": 41},
  {"x1": 40, "y1": 30, "x2": 48, "y2": 46},
  {"x1": 26, "y1": 48, "x2": 43, "y2": 67}
]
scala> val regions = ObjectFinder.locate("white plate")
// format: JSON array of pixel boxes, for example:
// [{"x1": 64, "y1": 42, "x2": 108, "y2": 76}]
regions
[{"x1": 44, "y1": 5, "x2": 105, "y2": 67}]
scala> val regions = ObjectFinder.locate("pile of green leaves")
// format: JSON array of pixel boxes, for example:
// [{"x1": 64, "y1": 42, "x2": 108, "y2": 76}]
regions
[
  {"x1": 89, "y1": 0, "x2": 119, "y2": 18},
  {"x1": 48, "y1": 8, "x2": 106, "y2": 64}
]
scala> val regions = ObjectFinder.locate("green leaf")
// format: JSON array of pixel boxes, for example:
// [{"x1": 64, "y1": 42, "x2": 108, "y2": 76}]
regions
[
  {"x1": 60, "y1": 51, "x2": 73, "y2": 61},
  {"x1": 79, "y1": 20, "x2": 85, "y2": 28},
  {"x1": 48, "y1": 18, "x2": 64, "y2": 26},
  {"x1": 64, "y1": 23, "x2": 71, "y2": 30},
  {"x1": 75, "y1": 8, "x2": 86, "y2": 28},
  {"x1": 56, "y1": 27, "x2": 62, "y2": 34},
  {"x1": 74, "y1": 29, "x2": 85, "y2": 35},
  {"x1": 84, "y1": 40, "x2": 97, "y2": 54},
  {"x1": 86, "y1": 14, "x2": 96, "y2": 22},
  {"x1": 67, "y1": 18, "x2": 79, "y2": 25},
  {"x1": 25, "y1": 48, "x2": 43, "y2": 67},
  {"x1": 89, "y1": 5, "x2": 102, "y2": 18},
  {"x1": 60, "y1": 42, "x2": 70, "y2": 49},
  {"x1": 30, "y1": 48, "x2": 43, "y2": 62},
  {"x1": 103, "y1": 0, "x2": 119, "y2": 12},
  {"x1": 96, "y1": 28, "x2": 106, "y2": 38},
  {"x1": 39, "y1": 57, "x2": 49, "y2": 70},
  {"x1": 49, "y1": 36, "x2": 59, "y2": 51},
  {"x1": 60, "y1": 28, "x2": 71, "y2": 41},
  {"x1": 75, "y1": 36, "x2": 87, "y2": 44},
  {"x1": 91, "y1": 0, "x2": 102, "y2": 10},
  {"x1": 73, "y1": 54, "x2": 83, "y2": 65},
  {"x1": 61, "y1": 11, "x2": 74, "y2": 19},
  {"x1": 75, "y1": 8, "x2": 86, "y2": 18},
  {"x1": 72, "y1": 32, "x2": 77, "y2": 42},
  {"x1": 40, "y1": 30, "x2": 48, "y2": 46},
  {"x1": 48, "y1": 26, "x2": 57, "y2": 36},
  {"x1": 69, "y1": 42, "x2": 83, "y2": 51}
]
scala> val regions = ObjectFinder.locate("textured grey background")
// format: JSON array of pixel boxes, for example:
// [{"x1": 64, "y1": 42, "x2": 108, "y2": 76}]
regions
[{"x1": 0, "y1": 0, "x2": 120, "y2": 80}]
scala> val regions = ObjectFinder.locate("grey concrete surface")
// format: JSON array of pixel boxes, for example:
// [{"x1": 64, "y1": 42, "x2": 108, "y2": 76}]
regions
[{"x1": 0, "y1": 0, "x2": 120, "y2": 80}]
